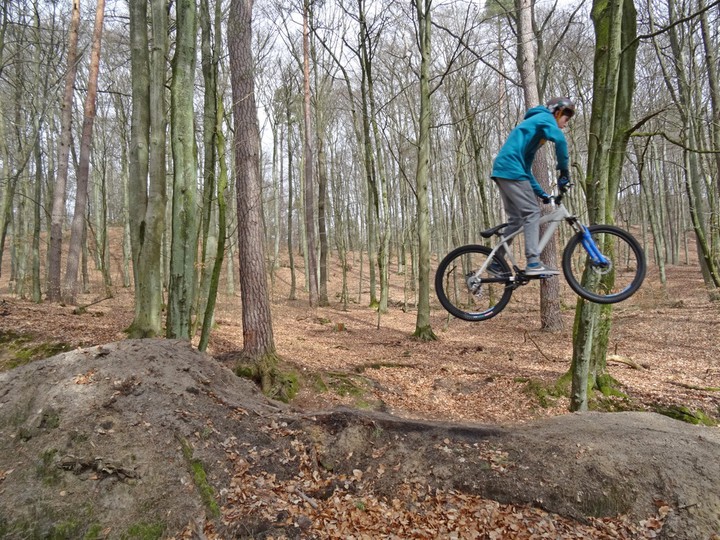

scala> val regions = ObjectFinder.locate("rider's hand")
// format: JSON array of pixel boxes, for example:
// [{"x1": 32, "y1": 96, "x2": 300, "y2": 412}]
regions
[
  {"x1": 558, "y1": 169, "x2": 571, "y2": 191},
  {"x1": 541, "y1": 194, "x2": 553, "y2": 204}
]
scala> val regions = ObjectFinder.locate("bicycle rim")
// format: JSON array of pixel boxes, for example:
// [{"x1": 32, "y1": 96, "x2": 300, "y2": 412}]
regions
[
  {"x1": 434, "y1": 245, "x2": 513, "y2": 321},
  {"x1": 562, "y1": 225, "x2": 646, "y2": 304}
]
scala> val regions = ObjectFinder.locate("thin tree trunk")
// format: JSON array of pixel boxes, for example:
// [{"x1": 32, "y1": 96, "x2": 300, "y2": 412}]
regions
[
  {"x1": 199, "y1": 97, "x2": 229, "y2": 352},
  {"x1": 515, "y1": 0, "x2": 563, "y2": 332},
  {"x1": 63, "y1": 0, "x2": 106, "y2": 304},
  {"x1": 413, "y1": 0, "x2": 437, "y2": 341},
  {"x1": 47, "y1": 0, "x2": 80, "y2": 302},
  {"x1": 286, "y1": 87, "x2": 297, "y2": 301},
  {"x1": 302, "y1": 0, "x2": 318, "y2": 306},
  {"x1": 32, "y1": 131, "x2": 42, "y2": 303},
  {"x1": 317, "y1": 136, "x2": 330, "y2": 306},
  {"x1": 196, "y1": 0, "x2": 218, "y2": 333}
]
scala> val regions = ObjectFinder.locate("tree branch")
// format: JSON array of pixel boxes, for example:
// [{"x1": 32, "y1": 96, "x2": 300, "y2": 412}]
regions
[
  {"x1": 623, "y1": 0, "x2": 720, "y2": 53},
  {"x1": 431, "y1": 20, "x2": 522, "y2": 88},
  {"x1": 631, "y1": 131, "x2": 720, "y2": 154}
]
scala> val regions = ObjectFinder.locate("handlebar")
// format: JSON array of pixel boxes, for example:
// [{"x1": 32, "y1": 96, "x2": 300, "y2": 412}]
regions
[{"x1": 552, "y1": 182, "x2": 573, "y2": 205}]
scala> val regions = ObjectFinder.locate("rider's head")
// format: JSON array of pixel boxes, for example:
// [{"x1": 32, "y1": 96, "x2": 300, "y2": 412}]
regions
[{"x1": 546, "y1": 97, "x2": 575, "y2": 127}]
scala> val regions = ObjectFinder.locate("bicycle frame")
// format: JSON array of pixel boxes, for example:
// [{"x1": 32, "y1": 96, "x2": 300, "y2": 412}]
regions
[{"x1": 477, "y1": 200, "x2": 609, "y2": 278}]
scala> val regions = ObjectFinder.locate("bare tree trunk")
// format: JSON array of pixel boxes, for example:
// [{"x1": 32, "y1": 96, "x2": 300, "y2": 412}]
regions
[
  {"x1": 698, "y1": 0, "x2": 720, "y2": 280},
  {"x1": 127, "y1": 0, "x2": 167, "y2": 338},
  {"x1": 317, "y1": 136, "x2": 330, "y2": 306},
  {"x1": 32, "y1": 130, "x2": 42, "y2": 303},
  {"x1": 63, "y1": 0, "x2": 105, "y2": 304},
  {"x1": 196, "y1": 0, "x2": 218, "y2": 333},
  {"x1": 302, "y1": 0, "x2": 319, "y2": 306},
  {"x1": 199, "y1": 97, "x2": 228, "y2": 352},
  {"x1": 167, "y1": 0, "x2": 198, "y2": 339},
  {"x1": 47, "y1": 0, "x2": 80, "y2": 302},
  {"x1": 356, "y1": 1, "x2": 378, "y2": 309},
  {"x1": 229, "y1": 0, "x2": 282, "y2": 391},
  {"x1": 198, "y1": 0, "x2": 225, "y2": 350},
  {"x1": 285, "y1": 80, "x2": 297, "y2": 301},
  {"x1": 413, "y1": 0, "x2": 437, "y2": 341},
  {"x1": 570, "y1": 0, "x2": 638, "y2": 411},
  {"x1": 515, "y1": 0, "x2": 563, "y2": 332}
]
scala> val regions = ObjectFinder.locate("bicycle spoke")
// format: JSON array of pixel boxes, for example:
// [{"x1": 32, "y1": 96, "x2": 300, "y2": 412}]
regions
[
  {"x1": 562, "y1": 226, "x2": 646, "y2": 304},
  {"x1": 435, "y1": 246, "x2": 513, "y2": 321}
]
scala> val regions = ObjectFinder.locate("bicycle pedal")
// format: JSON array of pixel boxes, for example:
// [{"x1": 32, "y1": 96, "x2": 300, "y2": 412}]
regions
[{"x1": 519, "y1": 272, "x2": 553, "y2": 280}]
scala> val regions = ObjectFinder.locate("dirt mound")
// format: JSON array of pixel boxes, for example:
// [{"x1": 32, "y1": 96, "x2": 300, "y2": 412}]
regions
[
  {"x1": 0, "y1": 339, "x2": 280, "y2": 538},
  {"x1": 0, "y1": 339, "x2": 718, "y2": 538}
]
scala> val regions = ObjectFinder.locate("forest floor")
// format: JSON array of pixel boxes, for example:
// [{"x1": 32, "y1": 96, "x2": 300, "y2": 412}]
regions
[{"x1": 1, "y1": 246, "x2": 719, "y2": 538}]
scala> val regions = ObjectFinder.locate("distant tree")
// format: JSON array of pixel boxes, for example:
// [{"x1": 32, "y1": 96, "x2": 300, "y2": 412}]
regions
[
  {"x1": 412, "y1": 0, "x2": 437, "y2": 341},
  {"x1": 47, "y1": 0, "x2": 80, "y2": 302},
  {"x1": 302, "y1": 0, "x2": 319, "y2": 307},
  {"x1": 63, "y1": 0, "x2": 106, "y2": 304}
]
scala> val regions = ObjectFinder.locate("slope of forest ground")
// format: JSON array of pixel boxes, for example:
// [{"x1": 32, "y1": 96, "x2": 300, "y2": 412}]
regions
[{"x1": 1, "y1": 243, "x2": 719, "y2": 538}]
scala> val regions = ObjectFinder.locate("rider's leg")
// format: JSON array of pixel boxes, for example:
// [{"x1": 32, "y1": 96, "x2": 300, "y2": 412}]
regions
[{"x1": 493, "y1": 179, "x2": 540, "y2": 265}]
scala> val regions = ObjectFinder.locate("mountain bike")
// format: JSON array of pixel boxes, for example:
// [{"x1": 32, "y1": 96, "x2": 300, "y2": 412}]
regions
[{"x1": 434, "y1": 185, "x2": 646, "y2": 322}]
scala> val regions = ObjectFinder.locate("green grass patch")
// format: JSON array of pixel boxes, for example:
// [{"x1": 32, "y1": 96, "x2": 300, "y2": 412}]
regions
[
  {"x1": 121, "y1": 521, "x2": 166, "y2": 540},
  {"x1": 36, "y1": 448, "x2": 62, "y2": 486}
]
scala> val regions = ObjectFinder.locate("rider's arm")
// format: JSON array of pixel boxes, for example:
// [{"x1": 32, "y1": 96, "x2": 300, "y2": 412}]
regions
[{"x1": 540, "y1": 119, "x2": 570, "y2": 173}]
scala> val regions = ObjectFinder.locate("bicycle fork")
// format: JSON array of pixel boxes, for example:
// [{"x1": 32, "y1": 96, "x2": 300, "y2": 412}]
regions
[{"x1": 570, "y1": 220, "x2": 610, "y2": 267}]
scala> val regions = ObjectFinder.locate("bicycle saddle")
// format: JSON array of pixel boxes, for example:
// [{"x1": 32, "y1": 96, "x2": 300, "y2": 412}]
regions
[{"x1": 480, "y1": 223, "x2": 509, "y2": 238}]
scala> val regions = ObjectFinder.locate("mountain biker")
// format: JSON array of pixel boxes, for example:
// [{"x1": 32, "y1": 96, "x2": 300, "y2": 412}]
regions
[{"x1": 490, "y1": 96, "x2": 574, "y2": 276}]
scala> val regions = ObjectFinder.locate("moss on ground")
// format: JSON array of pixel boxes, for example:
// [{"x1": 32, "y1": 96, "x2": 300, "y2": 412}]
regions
[
  {"x1": 36, "y1": 448, "x2": 62, "y2": 486},
  {"x1": 0, "y1": 505, "x2": 101, "y2": 540},
  {"x1": 234, "y1": 355, "x2": 299, "y2": 403},
  {"x1": 179, "y1": 438, "x2": 220, "y2": 519},
  {"x1": 520, "y1": 371, "x2": 717, "y2": 426},
  {"x1": 519, "y1": 375, "x2": 571, "y2": 408},
  {"x1": 654, "y1": 404, "x2": 717, "y2": 426},
  {"x1": 0, "y1": 330, "x2": 72, "y2": 372},
  {"x1": 306, "y1": 370, "x2": 385, "y2": 410}
]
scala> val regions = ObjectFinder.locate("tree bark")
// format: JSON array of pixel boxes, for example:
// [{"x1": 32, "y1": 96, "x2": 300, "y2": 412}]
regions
[
  {"x1": 127, "y1": 0, "x2": 167, "y2": 338},
  {"x1": 167, "y1": 0, "x2": 198, "y2": 339},
  {"x1": 229, "y1": 0, "x2": 279, "y2": 368},
  {"x1": 515, "y1": 0, "x2": 563, "y2": 332},
  {"x1": 196, "y1": 0, "x2": 219, "y2": 334},
  {"x1": 570, "y1": 0, "x2": 637, "y2": 411},
  {"x1": 413, "y1": 0, "x2": 437, "y2": 341},
  {"x1": 63, "y1": 0, "x2": 106, "y2": 305},
  {"x1": 302, "y1": 0, "x2": 319, "y2": 307},
  {"x1": 47, "y1": 0, "x2": 80, "y2": 302},
  {"x1": 199, "y1": 97, "x2": 228, "y2": 352},
  {"x1": 285, "y1": 78, "x2": 297, "y2": 301}
]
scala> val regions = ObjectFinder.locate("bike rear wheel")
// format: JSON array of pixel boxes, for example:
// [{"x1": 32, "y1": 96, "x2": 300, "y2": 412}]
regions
[
  {"x1": 435, "y1": 244, "x2": 513, "y2": 321},
  {"x1": 562, "y1": 225, "x2": 646, "y2": 304}
]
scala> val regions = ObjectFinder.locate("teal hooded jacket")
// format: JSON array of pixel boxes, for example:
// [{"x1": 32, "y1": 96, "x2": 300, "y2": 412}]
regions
[{"x1": 491, "y1": 106, "x2": 570, "y2": 197}]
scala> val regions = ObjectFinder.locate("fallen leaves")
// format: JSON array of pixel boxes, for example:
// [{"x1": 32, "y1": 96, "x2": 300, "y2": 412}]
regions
[{"x1": 203, "y1": 423, "x2": 673, "y2": 540}]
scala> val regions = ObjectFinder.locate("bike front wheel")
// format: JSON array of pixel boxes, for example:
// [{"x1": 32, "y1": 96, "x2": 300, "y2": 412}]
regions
[
  {"x1": 562, "y1": 225, "x2": 646, "y2": 304},
  {"x1": 435, "y1": 244, "x2": 513, "y2": 321}
]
